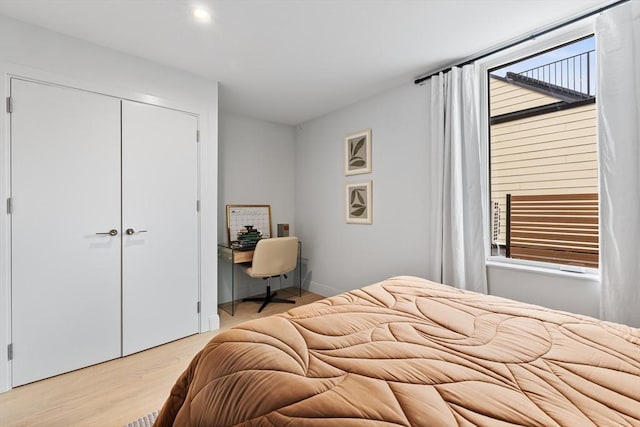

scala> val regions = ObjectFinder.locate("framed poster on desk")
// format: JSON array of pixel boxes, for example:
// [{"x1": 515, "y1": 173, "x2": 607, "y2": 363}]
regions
[{"x1": 226, "y1": 204, "x2": 272, "y2": 243}]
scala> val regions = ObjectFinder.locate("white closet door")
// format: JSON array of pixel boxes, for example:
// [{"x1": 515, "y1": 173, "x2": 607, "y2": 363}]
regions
[
  {"x1": 121, "y1": 101, "x2": 199, "y2": 355},
  {"x1": 11, "y1": 79, "x2": 121, "y2": 386}
]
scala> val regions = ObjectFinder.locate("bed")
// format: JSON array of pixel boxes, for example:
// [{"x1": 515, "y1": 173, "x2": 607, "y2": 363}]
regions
[{"x1": 155, "y1": 276, "x2": 640, "y2": 426}]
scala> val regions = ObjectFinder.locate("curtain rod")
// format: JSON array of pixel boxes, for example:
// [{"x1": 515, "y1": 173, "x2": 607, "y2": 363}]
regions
[{"x1": 413, "y1": 0, "x2": 629, "y2": 85}]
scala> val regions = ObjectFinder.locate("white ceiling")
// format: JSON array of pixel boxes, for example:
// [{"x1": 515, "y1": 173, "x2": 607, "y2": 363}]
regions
[{"x1": 0, "y1": 0, "x2": 614, "y2": 125}]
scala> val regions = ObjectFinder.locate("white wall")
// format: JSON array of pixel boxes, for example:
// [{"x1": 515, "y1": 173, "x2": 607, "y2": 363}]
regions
[
  {"x1": 487, "y1": 263, "x2": 600, "y2": 318},
  {"x1": 0, "y1": 15, "x2": 218, "y2": 393},
  {"x1": 295, "y1": 82, "x2": 431, "y2": 296},
  {"x1": 294, "y1": 80, "x2": 602, "y2": 316},
  {"x1": 218, "y1": 110, "x2": 296, "y2": 301}
]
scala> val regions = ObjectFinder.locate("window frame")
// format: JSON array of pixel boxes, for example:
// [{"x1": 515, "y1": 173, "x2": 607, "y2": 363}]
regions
[{"x1": 476, "y1": 18, "x2": 599, "y2": 275}]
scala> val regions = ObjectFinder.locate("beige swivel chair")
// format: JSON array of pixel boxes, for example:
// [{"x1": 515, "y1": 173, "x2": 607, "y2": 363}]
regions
[{"x1": 242, "y1": 236, "x2": 299, "y2": 313}]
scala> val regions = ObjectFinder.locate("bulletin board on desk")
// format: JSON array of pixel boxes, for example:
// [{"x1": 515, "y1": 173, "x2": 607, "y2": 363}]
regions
[{"x1": 226, "y1": 204, "x2": 272, "y2": 243}]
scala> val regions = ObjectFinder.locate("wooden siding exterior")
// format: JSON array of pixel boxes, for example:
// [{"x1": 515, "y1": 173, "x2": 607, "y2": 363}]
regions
[
  {"x1": 489, "y1": 77, "x2": 597, "y2": 245},
  {"x1": 490, "y1": 77, "x2": 559, "y2": 116}
]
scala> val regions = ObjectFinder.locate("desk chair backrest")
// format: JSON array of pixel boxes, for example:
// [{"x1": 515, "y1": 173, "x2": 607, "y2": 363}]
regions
[{"x1": 247, "y1": 236, "x2": 298, "y2": 278}]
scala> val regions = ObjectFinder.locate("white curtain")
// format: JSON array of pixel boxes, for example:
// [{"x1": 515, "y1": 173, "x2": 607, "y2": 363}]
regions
[
  {"x1": 596, "y1": 1, "x2": 640, "y2": 327},
  {"x1": 426, "y1": 65, "x2": 488, "y2": 294}
]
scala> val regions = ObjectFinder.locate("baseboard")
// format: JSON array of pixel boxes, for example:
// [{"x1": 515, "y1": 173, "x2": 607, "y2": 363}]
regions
[
  {"x1": 208, "y1": 314, "x2": 220, "y2": 331},
  {"x1": 308, "y1": 280, "x2": 342, "y2": 298}
]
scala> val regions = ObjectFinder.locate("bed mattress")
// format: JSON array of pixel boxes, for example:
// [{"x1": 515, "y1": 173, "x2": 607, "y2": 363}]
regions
[{"x1": 156, "y1": 276, "x2": 640, "y2": 426}]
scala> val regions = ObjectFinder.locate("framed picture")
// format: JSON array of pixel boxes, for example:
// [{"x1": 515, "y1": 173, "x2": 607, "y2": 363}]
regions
[
  {"x1": 226, "y1": 204, "x2": 272, "y2": 243},
  {"x1": 344, "y1": 129, "x2": 372, "y2": 175},
  {"x1": 345, "y1": 181, "x2": 372, "y2": 224}
]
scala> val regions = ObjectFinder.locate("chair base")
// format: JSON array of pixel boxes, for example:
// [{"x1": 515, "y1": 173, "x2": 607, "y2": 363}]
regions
[{"x1": 243, "y1": 284, "x2": 295, "y2": 313}]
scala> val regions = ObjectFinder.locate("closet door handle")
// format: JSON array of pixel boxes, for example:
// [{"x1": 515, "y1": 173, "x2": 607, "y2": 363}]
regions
[
  {"x1": 96, "y1": 229, "x2": 118, "y2": 236},
  {"x1": 126, "y1": 228, "x2": 147, "y2": 235}
]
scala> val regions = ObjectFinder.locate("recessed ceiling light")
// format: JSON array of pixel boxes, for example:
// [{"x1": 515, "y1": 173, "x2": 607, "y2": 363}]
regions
[{"x1": 193, "y1": 8, "x2": 211, "y2": 23}]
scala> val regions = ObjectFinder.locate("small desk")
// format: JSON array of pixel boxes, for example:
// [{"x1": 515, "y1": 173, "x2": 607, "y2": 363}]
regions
[{"x1": 217, "y1": 241, "x2": 302, "y2": 316}]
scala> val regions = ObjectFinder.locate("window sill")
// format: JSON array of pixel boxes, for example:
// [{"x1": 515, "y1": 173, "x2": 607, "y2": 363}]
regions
[{"x1": 486, "y1": 257, "x2": 600, "y2": 281}]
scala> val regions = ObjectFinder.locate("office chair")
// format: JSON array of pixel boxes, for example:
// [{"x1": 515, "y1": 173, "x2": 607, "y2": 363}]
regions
[{"x1": 242, "y1": 236, "x2": 299, "y2": 313}]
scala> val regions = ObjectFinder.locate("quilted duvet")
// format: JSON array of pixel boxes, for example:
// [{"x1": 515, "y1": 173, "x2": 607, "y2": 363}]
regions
[{"x1": 156, "y1": 276, "x2": 640, "y2": 426}]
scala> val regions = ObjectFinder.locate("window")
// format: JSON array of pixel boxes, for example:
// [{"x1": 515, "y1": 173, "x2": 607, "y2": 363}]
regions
[{"x1": 488, "y1": 36, "x2": 598, "y2": 270}]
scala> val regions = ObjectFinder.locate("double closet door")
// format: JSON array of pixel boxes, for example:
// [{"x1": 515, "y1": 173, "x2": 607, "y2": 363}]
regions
[{"x1": 10, "y1": 79, "x2": 199, "y2": 387}]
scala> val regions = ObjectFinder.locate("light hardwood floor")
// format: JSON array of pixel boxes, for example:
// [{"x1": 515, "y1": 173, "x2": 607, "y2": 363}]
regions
[{"x1": 0, "y1": 290, "x2": 324, "y2": 427}]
